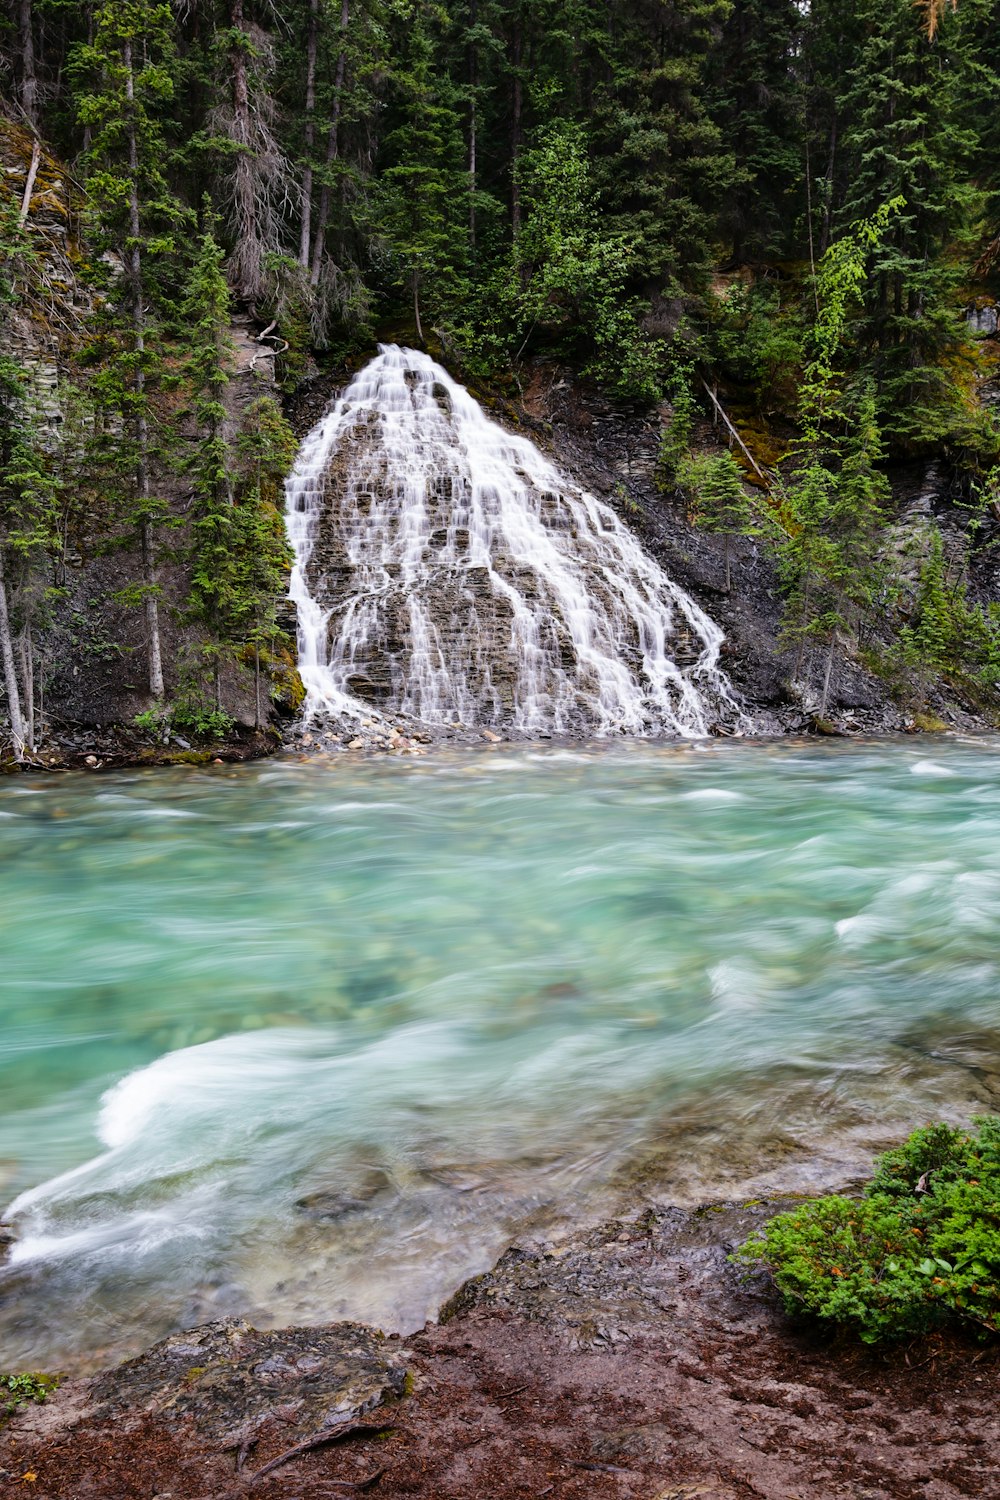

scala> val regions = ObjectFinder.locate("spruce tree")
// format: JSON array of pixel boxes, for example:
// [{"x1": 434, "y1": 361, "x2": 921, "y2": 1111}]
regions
[
  {"x1": 375, "y1": 0, "x2": 469, "y2": 342},
  {"x1": 707, "y1": 0, "x2": 803, "y2": 263},
  {"x1": 73, "y1": 0, "x2": 182, "y2": 700},
  {"x1": 182, "y1": 212, "x2": 236, "y2": 645},
  {"x1": 831, "y1": 0, "x2": 984, "y2": 442}
]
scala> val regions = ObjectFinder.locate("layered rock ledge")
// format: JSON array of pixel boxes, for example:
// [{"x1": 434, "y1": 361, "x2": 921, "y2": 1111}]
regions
[{"x1": 3, "y1": 1200, "x2": 996, "y2": 1499}]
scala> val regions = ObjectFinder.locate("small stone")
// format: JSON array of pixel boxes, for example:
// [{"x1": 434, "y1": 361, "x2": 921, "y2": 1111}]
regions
[
  {"x1": 347, "y1": 737, "x2": 364, "y2": 750},
  {"x1": 481, "y1": 729, "x2": 501, "y2": 743},
  {"x1": 84, "y1": 754, "x2": 98, "y2": 766}
]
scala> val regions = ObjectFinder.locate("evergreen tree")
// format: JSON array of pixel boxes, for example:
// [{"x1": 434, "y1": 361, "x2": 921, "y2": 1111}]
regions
[
  {"x1": 678, "y1": 450, "x2": 757, "y2": 592},
  {"x1": 374, "y1": 0, "x2": 469, "y2": 342},
  {"x1": 0, "y1": 205, "x2": 58, "y2": 759},
  {"x1": 707, "y1": 0, "x2": 803, "y2": 263},
  {"x1": 74, "y1": 0, "x2": 183, "y2": 699},
  {"x1": 588, "y1": 0, "x2": 738, "y2": 298},
  {"x1": 831, "y1": 0, "x2": 984, "y2": 442},
  {"x1": 181, "y1": 212, "x2": 236, "y2": 642},
  {"x1": 231, "y1": 395, "x2": 295, "y2": 726}
]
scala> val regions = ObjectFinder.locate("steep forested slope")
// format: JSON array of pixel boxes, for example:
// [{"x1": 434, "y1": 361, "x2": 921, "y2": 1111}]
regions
[{"x1": 2, "y1": 0, "x2": 1000, "y2": 757}]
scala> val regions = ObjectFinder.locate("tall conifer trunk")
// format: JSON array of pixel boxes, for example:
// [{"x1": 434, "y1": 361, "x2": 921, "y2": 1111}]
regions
[
  {"x1": 124, "y1": 35, "x2": 164, "y2": 700},
  {"x1": 299, "y1": 0, "x2": 319, "y2": 267},
  {"x1": 468, "y1": 0, "x2": 477, "y2": 252},
  {"x1": 510, "y1": 17, "x2": 523, "y2": 237},
  {"x1": 309, "y1": 0, "x2": 350, "y2": 288},
  {"x1": 0, "y1": 551, "x2": 26, "y2": 760},
  {"x1": 17, "y1": 0, "x2": 38, "y2": 124}
]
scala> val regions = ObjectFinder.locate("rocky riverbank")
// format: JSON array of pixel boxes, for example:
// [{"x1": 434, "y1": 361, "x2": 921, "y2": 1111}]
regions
[{"x1": 4, "y1": 1198, "x2": 996, "y2": 1499}]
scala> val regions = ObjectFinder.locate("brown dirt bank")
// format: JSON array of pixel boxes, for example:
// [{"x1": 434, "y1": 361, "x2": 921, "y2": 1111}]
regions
[{"x1": 3, "y1": 1201, "x2": 995, "y2": 1500}]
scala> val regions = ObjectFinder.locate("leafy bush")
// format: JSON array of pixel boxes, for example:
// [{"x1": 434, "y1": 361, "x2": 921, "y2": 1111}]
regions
[{"x1": 734, "y1": 1117, "x2": 1000, "y2": 1343}]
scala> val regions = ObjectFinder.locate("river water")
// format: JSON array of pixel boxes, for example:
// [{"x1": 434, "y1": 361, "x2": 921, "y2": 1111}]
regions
[{"x1": 3, "y1": 738, "x2": 1000, "y2": 1371}]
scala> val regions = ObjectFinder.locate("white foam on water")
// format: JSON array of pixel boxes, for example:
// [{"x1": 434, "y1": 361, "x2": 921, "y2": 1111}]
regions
[
  {"x1": 910, "y1": 759, "x2": 955, "y2": 777},
  {"x1": 284, "y1": 345, "x2": 746, "y2": 738},
  {"x1": 680, "y1": 787, "x2": 745, "y2": 802}
]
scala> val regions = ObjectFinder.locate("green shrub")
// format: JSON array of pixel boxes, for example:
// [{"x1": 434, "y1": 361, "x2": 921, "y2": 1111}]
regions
[{"x1": 734, "y1": 1117, "x2": 1000, "y2": 1343}]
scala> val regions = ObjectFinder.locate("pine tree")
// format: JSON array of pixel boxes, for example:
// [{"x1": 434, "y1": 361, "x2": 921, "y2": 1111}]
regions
[
  {"x1": 679, "y1": 450, "x2": 757, "y2": 593},
  {"x1": 830, "y1": 0, "x2": 984, "y2": 442},
  {"x1": 231, "y1": 395, "x2": 295, "y2": 726},
  {"x1": 181, "y1": 211, "x2": 236, "y2": 644},
  {"x1": 707, "y1": 0, "x2": 803, "y2": 263},
  {"x1": 374, "y1": 0, "x2": 469, "y2": 342},
  {"x1": 588, "y1": 0, "x2": 738, "y2": 298},
  {"x1": 74, "y1": 0, "x2": 182, "y2": 700}
]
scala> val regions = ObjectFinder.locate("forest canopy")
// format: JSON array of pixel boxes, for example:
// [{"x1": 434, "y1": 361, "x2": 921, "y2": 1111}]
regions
[{"x1": 3, "y1": 0, "x2": 998, "y2": 421}]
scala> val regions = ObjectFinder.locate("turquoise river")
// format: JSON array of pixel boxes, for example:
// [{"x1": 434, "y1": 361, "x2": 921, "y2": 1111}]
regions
[{"x1": 3, "y1": 738, "x2": 1000, "y2": 1372}]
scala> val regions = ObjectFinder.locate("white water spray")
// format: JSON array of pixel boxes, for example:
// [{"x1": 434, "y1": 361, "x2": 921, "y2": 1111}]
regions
[{"x1": 285, "y1": 345, "x2": 743, "y2": 736}]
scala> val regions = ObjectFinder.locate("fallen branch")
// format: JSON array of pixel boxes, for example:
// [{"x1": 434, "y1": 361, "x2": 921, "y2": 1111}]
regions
[
  {"x1": 19, "y1": 140, "x2": 41, "y2": 225},
  {"x1": 496, "y1": 1384, "x2": 528, "y2": 1401},
  {"x1": 244, "y1": 1423, "x2": 396, "y2": 1485},
  {"x1": 699, "y1": 380, "x2": 769, "y2": 483},
  {"x1": 566, "y1": 1458, "x2": 633, "y2": 1475}
]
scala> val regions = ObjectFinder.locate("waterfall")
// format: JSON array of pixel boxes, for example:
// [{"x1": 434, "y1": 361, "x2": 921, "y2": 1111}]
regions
[{"x1": 284, "y1": 345, "x2": 744, "y2": 737}]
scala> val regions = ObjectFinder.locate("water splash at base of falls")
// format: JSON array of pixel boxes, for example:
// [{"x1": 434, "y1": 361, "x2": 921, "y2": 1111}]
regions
[{"x1": 285, "y1": 345, "x2": 744, "y2": 737}]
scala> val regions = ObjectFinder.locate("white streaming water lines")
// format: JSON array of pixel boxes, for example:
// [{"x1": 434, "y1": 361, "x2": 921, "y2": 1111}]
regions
[{"x1": 284, "y1": 345, "x2": 745, "y2": 736}]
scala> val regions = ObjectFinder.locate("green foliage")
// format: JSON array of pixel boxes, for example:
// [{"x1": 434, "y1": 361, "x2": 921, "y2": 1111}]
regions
[
  {"x1": 170, "y1": 701, "x2": 235, "y2": 741},
  {"x1": 708, "y1": 282, "x2": 805, "y2": 410},
  {"x1": 656, "y1": 375, "x2": 698, "y2": 489},
  {"x1": 133, "y1": 706, "x2": 170, "y2": 737},
  {"x1": 460, "y1": 116, "x2": 662, "y2": 400},
  {"x1": 735, "y1": 1116, "x2": 1000, "y2": 1343},
  {"x1": 800, "y1": 199, "x2": 904, "y2": 445},
  {"x1": 2, "y1": 1372, "x2": 59, "y2": 1418},
  {"x1": 890, "y1": 526, "x2": 1000, "y2": 696},
  {"x1": 678, "y1": 449, "x2": 758, "y2": 591},
  {"x1": 134, "y1": 696, "x2": 234, "y2": 741}
]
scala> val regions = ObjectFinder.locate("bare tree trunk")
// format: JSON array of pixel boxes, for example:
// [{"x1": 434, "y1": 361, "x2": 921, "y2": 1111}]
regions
[
  {"x1": 299, "y1": 0, "x2": 320, "y2": 267},
  {"x1": 140, "y1": 521, "x2": 164, "y2": 696},
  {"x1": 510, "y1": 16, "x2": 523, "y2": 238},
  {"x1": 413, "y1": 270, "x2": 424, "y2": 346},
  {"x1": 820, "y1": 114, "x2": 837, "y2": 256},
  {"x1": 468, "y1": 0, "x2": 477, "y2": 252},
  {"x1": 17, "y1": 0, "x2": 38, "y2": 124},
  {"x1": 229, "y1": 0, "x2": 257, "y2": 296},
  {"x1": 309, "y1": 0, "x2": 350, "y2": 288},
  {"x1": 254, "y1": 644, "x2": 261, "y2": 729},
  {"x1": 723, "y1": 533, "x2": 731, "y2": 594},
  {"x1": 125, "y1": 38, "x2": 164, "y2": 699},
  {"x1": 19, "y1": 140, "x2": 41, "y2": 225},
  {"x1": 804, "y1": 128, "x2": 819, "y2": 318},
  {"x1": 820, "y1": 632, "x2": 837, "y2": 716},
  {"x1": 82, "y1": 5, "x2": 94, "y2": 154},
  {"x1": 18, "y1": 627, "x2": 34, "y2": 750},
  {"x1": 0, "y1": 552, "x2": 26, "y2": 760}
]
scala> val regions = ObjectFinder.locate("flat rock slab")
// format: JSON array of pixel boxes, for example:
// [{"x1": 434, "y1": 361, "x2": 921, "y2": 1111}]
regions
[
  {"x1": 3, "y1": 1203, "x2": 998, "y2": 1499},
  {"x1": 87, "y1": 1318, "x2": 409, "y2": 1442}
]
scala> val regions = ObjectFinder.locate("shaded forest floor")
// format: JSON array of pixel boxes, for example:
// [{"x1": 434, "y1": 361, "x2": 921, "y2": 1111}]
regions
[{"x1": 3, "y1": 1201, "x2": 996, "y2": 1500}]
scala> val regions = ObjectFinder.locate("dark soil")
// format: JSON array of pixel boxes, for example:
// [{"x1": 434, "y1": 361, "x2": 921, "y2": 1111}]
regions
[{"x1": 4, "y1": 1201, "x2": 995, "y2": 1500}]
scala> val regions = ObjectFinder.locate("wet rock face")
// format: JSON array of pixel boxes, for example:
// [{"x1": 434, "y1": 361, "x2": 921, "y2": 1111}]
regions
[
  {"x1": 439, "y1": 1202, "x2": 783, "y2": 1350},
  {"x1": 87, "y1": 1318, "x2": 410, "y2": 1445},
  {"x1": 286, "y1": 347, "x2": 743, "y2": 740}
]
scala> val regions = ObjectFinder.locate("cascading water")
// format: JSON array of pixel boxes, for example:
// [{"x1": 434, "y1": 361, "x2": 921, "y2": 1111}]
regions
[{"x1": 285, "y1": 344, "x2": 744, "y2": 737}]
